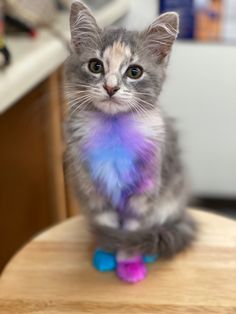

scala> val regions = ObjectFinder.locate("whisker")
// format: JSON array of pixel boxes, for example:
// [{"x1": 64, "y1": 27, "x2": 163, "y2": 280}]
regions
[
  {"x1": 68, "y1": 96, "x2": 92, "y2": 108},
  {"x1": 133, "y1": 96, "x2": 154, "y2": 107},
  {"x1": 130, "y1": 98, "x2": 151, "y2": 118},
  {"x1": 70, "y1": 98, "x2": 92, "y2": 115}
]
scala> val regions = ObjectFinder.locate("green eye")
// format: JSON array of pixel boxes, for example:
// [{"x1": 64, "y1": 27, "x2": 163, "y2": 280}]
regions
[
  {"x1": 88, "y1": 59, "x2": 104, "y2": 74},
  {"x1": 126, "y1": 65, "x2": 143, "y2": 79}
]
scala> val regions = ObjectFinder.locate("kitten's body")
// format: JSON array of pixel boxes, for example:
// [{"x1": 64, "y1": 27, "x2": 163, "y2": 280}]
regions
[
  {"x1": 65, "y1": 1, "x2": 196, "y2": 282},
  {"x1": 66, "y1": 108, "x2": 194, "y2": 256}
]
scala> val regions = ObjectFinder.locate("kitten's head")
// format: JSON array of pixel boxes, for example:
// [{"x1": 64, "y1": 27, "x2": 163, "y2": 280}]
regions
[{"x1": 65, "y1": 1, "x2": 179, "y2": 115}]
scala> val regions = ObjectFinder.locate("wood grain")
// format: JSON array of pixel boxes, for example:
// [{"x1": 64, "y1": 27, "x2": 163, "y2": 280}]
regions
[{"x1": 0, "y1": 209, "x2": 235, "y2": 314}]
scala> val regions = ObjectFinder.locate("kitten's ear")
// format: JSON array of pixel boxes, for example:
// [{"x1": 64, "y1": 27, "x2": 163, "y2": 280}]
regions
[
  {"x1": 142, "y1": 12, "x2": 179, "y2": 62},
  {"x1": 70, "y1": 1, "x2": 101, "y2": 52}
]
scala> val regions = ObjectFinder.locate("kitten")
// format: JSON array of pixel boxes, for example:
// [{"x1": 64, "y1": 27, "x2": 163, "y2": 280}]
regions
[{"x1": 64, "y1": 1, "x2": 196, "y2": 283}]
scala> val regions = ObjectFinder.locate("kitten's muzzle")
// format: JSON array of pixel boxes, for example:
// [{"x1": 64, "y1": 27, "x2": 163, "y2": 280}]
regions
[{"x1": 103, "y1": 84, "x2": 120, "y2": 97}]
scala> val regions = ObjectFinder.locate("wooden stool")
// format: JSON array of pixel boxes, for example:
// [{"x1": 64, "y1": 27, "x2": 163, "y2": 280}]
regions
[{"x1": 0, "y1": 209, "x2": 235, "y2": 314}]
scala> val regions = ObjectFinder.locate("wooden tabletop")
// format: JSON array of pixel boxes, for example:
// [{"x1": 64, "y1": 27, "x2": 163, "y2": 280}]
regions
[{"x1": 0, "y1": 209, "x2": 235, "y2": 314}]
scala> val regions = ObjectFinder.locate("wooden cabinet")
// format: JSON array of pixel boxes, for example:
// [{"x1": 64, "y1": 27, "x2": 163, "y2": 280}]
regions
[{"x1": 0, "y1": 70, "x2": 78, "y2": 271}]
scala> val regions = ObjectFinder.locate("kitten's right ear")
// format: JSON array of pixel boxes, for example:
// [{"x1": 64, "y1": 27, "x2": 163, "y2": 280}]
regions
[{"x1": 70, "y1": 1, "x2": 101, "y2": 52}]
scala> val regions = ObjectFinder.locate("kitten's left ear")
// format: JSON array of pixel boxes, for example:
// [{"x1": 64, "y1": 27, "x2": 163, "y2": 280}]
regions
[{"x1": 142, "y1": 12, "x2": 179, "y2": 62}]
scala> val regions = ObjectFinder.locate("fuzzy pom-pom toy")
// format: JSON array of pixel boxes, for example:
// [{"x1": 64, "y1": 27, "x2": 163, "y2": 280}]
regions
[
  {"x1": 93, "y1": 249, "x2": 117, "y2": 272},
  {"x1": 93, "y1": 249, "x2": 158, "y2": 283}
]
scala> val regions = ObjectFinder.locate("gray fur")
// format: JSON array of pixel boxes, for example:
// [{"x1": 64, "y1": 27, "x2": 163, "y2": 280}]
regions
[
  {"x1": 91, "y1": 212, "x2": 197, "y2": 257},
  {"x1": 64, "y1": 1, "x2": 196, "y2": 257}
]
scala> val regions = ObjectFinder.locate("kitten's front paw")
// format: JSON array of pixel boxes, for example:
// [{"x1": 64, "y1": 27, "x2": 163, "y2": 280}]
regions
[{"x1": 116, "y1": 256, "x2": 147, "y2": 283}]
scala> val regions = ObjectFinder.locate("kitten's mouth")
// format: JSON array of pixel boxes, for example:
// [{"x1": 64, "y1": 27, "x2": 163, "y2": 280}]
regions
[
  {"x1": 95, "y1": 97, "x2": 128, "y2": 114},
  {"x1": 101, "y1": 97, "x2": 120, "y2": 106},
  {"x1": 103, "y1": 95, "x2": 118, "y2": 102}
]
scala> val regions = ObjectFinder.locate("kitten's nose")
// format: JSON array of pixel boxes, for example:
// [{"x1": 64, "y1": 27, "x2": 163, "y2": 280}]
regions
[{"x1": 103, "y1": 84, "x2": 120, "y2": 97}]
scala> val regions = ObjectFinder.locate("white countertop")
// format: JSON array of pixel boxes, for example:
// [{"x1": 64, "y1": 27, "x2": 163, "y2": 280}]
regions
[
  {"x1": 0, "y1": 0, "x2": 129, "y2": 114},
  {"x1": 0, "y1": 15, "x2": 69, "y2": 114}
]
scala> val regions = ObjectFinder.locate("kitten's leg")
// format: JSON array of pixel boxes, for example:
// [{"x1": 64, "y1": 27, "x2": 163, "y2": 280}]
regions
[
  {"x1": 94, "y1": 211, "x2": 120, "y2": 229},
  {"x1": 93, "y1": 211, "x2": 119, "y2": 272},
  {"x1": 116, "y1": 219, "x2": 147, "y2": 283},
  {"x1": 122, "y1": 213, "x2": 158, "y2": 264},
  {"x1": 122, "y1": 218, "x2": 159, "y2": 263}
]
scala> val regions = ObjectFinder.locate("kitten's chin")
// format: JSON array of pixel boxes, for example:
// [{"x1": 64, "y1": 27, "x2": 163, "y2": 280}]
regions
[{"x1": 94, "y1": 100, "x2": 130, "y2": 115}]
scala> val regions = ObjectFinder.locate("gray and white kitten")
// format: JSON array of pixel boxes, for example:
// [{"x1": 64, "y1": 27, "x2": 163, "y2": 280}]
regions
[{"x1": 64, "y1": 1, "x2": 196, "y2": 282}]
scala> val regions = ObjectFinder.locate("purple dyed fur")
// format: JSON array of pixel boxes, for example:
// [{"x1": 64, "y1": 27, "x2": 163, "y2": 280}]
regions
[
  {"x1": 82, "y1": 112, "x2": 157, "y2": 213},
  {"x1": 116, "y1": 256, "x2": 147, "y2": 283}
]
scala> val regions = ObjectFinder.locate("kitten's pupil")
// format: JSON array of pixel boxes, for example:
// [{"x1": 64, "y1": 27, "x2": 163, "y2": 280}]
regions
[
  {"x1": 131, "y1": 68, "x2": 138, "y2": 76},
  {"x1": 89, "y1": 59, "x2": 104, "y2": 74},
  {"x1": 126, "y1": 65, "x2": 143, "y2": 79}
]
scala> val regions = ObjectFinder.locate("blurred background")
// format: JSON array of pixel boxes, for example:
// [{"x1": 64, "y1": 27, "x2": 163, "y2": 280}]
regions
[{"x1": 0, "y1": 0, "x2": 235, "y2": 271}]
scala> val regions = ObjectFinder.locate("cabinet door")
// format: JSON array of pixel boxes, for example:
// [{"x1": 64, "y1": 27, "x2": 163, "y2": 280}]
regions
[{"x1": 0, "y1": 72, "x2": 67, "y2": 271}]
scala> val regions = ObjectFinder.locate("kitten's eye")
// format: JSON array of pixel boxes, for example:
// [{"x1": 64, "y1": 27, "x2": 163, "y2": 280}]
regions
[
  {"x1": 88, "y1": 59, "x2": 104, "y2": 74},
  {"x1": 126, "y1": 65, "x2": 143, "y2": 79}
]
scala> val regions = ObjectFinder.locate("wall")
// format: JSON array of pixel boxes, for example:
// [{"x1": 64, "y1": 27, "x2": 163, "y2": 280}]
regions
[{"x1": 161, "y1": 42, "x2": 236, "y2": 197}]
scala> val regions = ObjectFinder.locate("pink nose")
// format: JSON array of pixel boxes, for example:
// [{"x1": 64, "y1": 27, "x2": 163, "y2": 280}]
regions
[{"x1": 103, "y1": 85, "x2": 120, "y2": 97}]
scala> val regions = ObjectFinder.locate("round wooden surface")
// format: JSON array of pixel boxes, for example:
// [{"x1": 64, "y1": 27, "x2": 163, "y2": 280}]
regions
[{"x1": 0, "y1": 209, "x2": 235, "y2": 314}]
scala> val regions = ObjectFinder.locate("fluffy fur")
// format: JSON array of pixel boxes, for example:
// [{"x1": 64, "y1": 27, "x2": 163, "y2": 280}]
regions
[
  {"x1": 80, "y1": 112, "x2": 158, "y2": 212},
  {"x1": 64, "y1": 1, "x2": 197, "y2": 281}
]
